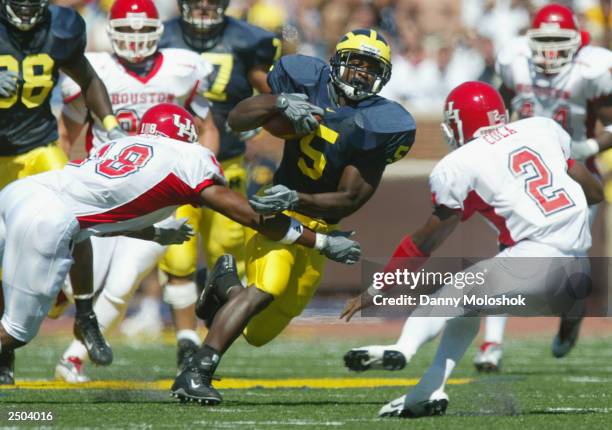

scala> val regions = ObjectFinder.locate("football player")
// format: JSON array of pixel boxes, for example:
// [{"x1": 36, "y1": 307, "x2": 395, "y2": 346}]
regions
[
  {"x1": 0, "y1": 103, "x2": 360, "y2": 387},
  {"x1": 0, "y1": 0, "x2": 124, "y2": 384},
  {"x1": 148, "y1": 0, "x2": 282, "y2": 343},
  {"x1": 476, "y1": 2, "x2": 612, "y2": 371},
  {"x1": 169, "y1": 28, "x2": 416, "y2": 405},
  {"x1": 344, "y1": 2, "x2": 612, "y2": 374},
  {"x1": 53, "y1": 0, "x2": 220, "y2": 383},
  {"x1": 340, "y1": 82, "x2": 602, "y2": 418}
]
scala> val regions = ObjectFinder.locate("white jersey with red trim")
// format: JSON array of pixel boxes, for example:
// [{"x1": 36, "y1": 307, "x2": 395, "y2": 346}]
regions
[
  {"x1": 30, "y1": 135, "x2": 225, "y2": 241},
  {"x1": 61, "y1": 49, "x2": 213, "y2": 153},
  {"x1": 430, "y1": 117, "x2": 591, "y2": 253},
  {"x1": 496, "y1": 37, "x2": 612, "y2": 143}
]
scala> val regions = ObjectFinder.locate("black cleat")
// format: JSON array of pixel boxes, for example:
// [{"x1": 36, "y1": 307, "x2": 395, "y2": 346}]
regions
[
  {"x1": 343, "y1": 349, "x2": 406, "y2": 372},
  {"x1": 171, "y1": 356, "x2": 222, "y2": 405},
  {"x1": 74, "y1": 311, "x2": 113, "y2": 366},
  {"x1": 177, "y1": 338, "x2": 199, "y2": 373},
  {"x1": 0, "y1": 349, "x2": 15, "y2": 385},
  {"x1": 195, "y1": 254, "x2": 241, "y2": 327},
  {"x1": 344, "y1": 349, "x2": 371, "y2": 371},
  {"x1": 382, "y1": 350, "x2": 407, "y2": 371}
]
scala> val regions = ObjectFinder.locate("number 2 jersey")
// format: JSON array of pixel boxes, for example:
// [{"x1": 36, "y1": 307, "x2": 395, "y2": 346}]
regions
[
  {"x1": 268, "y1": 55, "x2": 417, "y2": 224},
  {"x1": 0, "y1": 5, "x2": 85, "y2": 155},
  {"x1": 496, "y1": 37, "x2": 612, "y2": 145},
  {"x1": 159, "y1": 16, "x2": 279, "y2": 161},
  {"x1": 28, "y1": 135, "x2": 225, "y2": 241},
  {"x1": 430, "y1": 117, "x2": 590, "y2": 253},
  {"x1": 61, "y1": 49, "x2": 213, "y2": 153}
]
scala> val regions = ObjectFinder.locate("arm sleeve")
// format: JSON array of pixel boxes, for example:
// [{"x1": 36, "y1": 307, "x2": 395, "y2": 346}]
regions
[
  {"x1": 266, "y1": 58, "x2": 297, "y2": 94},
  {"x1": 429, "y1": 160, "x2": 472, "y2": 212}
]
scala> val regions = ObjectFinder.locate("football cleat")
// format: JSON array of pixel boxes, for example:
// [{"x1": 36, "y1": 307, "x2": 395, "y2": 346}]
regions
[
  {"x1": 379, "y1": 392, "x2": 449, "y2": 418},
  {"x1": 552, "y1": 315, "x2": 583, "y2": 358},
  {"x1": 74, "y1": 312, "x2": 113, "y2": 366},
  {"x1": 473, "y1": 342, "x2": 502, "y2": 373},
  {"x1": 177, "y1": 338, "x2": 199, "y2": 373},
  {"x1": 195, "y1": 254, "x2": 241, "y2": 327},
  {"x1": 344, "y1": 347, "x2": 406, "y2": 372},
  {"x1": 55, "y1": 356, "x2": 91, "y2": 383},
  {"x1": 171, "y1": 356, "x2": 222, "y2": 405},
  {"x1": 0, "y1": 349, "x2": 15, "y2": 385}
]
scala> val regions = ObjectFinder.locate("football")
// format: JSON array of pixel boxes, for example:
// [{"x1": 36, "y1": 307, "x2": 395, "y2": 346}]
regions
[{"x1": 263, "y1": 113, "x2": 322, "y2": 139}]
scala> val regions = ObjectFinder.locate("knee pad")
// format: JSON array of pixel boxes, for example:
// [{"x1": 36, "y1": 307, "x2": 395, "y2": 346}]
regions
[{"x1": 163, "y1": 281, "x2": 198, "y2": 310}]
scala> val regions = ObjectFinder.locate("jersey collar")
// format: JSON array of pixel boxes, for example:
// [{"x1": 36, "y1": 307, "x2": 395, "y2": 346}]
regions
[{"x1": 117, "y1": 51, "x2": 164, "y2": 84}]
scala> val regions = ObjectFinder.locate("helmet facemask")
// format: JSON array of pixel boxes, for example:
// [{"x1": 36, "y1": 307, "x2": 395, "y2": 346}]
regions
[
  {"x1": 527, "y1": 27, "x2": 580, "y2": 74},
  {"x1": 330, "y1": 50, "x2": 391, "y2": 101},
  {"x1": 107, "y1": 15, "x2": 163, "y2": 63},
  {"x1": 4, "y1": 0, "x2": 48, "y2": 31},
  {"x1": 179, "y1": 0, "x2": 227, "y2": 33}
]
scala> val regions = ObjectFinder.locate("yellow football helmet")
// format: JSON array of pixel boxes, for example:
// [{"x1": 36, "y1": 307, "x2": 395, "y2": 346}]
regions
[{"x1": 330, "y1": 28, "x2": 392, "y2": 101}]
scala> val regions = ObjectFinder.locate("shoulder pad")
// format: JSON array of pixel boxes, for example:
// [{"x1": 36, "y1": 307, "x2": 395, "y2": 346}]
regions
[
  {"x1": 275, "y1": 55, "x2": 328, "y2": 86},
  {"x1": 159, "y1": 18, "x2": 182, "y2": 48},
  {"x1": 225, "y1": 17, "x2": 275, "y2": 47},
  {"x1": 574, "y1": 46, "x2": 612, "y2": 80},
  {"x1": 354, "y1": 98, "x2": 416, "y2": 135},
  {"x1": 49, "y1": 5, "x2": 85, "y2": 41}
]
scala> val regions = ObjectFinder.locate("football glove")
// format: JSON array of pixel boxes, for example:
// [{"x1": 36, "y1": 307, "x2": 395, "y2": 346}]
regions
[
  {"x1": 570, "y1": 138, "x2": 599, "y2": 161},
  {"x1": 0, "y1": 70, "x2": 19, "y2": 98},
  {"x1": 318, "y1": 230, "x2": 361, "y2": 265},
  {"x1": 275, "y1": 93, "x2": 324, "y2": 136},
  {"x1": 249, "y1": 184, "x2": 299, "y2": 215},
  {"x1": 152, "y1": 217, "x2": 195, "y2": 245},
  {"x1": 107, "y1": 126, "x2": 128, "y2": 141}
]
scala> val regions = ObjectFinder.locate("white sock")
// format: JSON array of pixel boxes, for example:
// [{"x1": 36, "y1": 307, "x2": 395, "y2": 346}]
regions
[
  {"x1": 393, "y1": 316, "x2": 448, "y2": 360},
  {"x1": 176, "y1": 329, "x2": 200, "y2": 345},
  {"x1": 406, "y1": 316, "x2": 480, "y2": 402},
  {"x1": 484, "y1": 315, "x2": 507, "y2": 344}
]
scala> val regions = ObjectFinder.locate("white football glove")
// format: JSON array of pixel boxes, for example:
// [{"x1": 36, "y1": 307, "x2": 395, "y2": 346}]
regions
[{"x1": 571, "y1": 138, "x2": 599, "y2": 161}]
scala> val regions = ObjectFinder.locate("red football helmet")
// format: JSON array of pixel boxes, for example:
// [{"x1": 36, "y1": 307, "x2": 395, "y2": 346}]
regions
[
  {"x1": 441, "y1": 82, "x2": 508, "y2": 149},
  {"x1": 527, "y1": 3, "x2": 581, "y2": 74},
  {"x1": 107, "y1": 0, "x2": 164, "y2": 63},
  {"x1": 139, "y1": 103, "x2": 199, "y2": 143}
]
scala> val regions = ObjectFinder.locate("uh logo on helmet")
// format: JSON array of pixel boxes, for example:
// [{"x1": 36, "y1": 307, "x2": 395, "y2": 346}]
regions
[
  {"x1": 330, "y1": 28, "x2": 392, "y2": 101},
  {"x1": 441, "y1": 81, "x2": 509, "y2": 149},
  {"x1": 139, "y1": 103, "x2": 199, "y2": 143}
]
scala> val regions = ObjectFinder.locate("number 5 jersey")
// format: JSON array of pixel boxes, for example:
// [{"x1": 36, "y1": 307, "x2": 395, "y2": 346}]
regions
[{"x1": 61, "y1": 48, "x2": 213, "y2": 153}]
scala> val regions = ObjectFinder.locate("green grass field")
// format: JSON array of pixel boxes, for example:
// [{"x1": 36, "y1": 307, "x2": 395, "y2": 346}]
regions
[{"x1": 1, "y1": 325, "x2": 611, "y2": 429}]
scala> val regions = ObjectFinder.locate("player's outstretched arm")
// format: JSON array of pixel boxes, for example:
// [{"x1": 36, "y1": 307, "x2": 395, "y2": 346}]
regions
[
  {"x1": 340, "y1": 207, "x2": 460, "y2": 322},
  {"x1": 568, "y1": 162, "x2": 604, "y2": 205},
  {"x1": 60, "y1": 56, "x2": 123, "y2": 138},
  {"x1": 201, "y1": 184, "x2": 361, "y2": 264},
  {"x1": 295, "y1": 163, "x2": 384, "y2": 220},
  {"x1": 228, "y1": 94, "x2": 279, "y2": 131}
]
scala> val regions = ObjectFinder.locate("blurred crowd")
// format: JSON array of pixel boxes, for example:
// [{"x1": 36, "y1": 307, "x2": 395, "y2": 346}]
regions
[{"x1": 52, "y1": 0, "x2": 610, "y2": 116}]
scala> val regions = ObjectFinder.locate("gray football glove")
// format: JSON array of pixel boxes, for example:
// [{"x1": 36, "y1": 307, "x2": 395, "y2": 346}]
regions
[
  {"x1": 152, "y1": 217, "x2": 195, "y2": 246},
  {"x1": 107, "y1": 126, "x2": 128, "y2": 141},
  {"x1": 0, "y1": 70, "x2": 19, "y2": 98},
  {"x1": 249, "y1": 184, "x2": 299, "y2": 215},
  {"x1": 319, "y1": 231, "x2": 362, "y2": 265},
  {"x1": 570, "y1": 138, "x2": 599, "y2": 162},
  {"x1": 275, "y1": 93, "x2": 324, "y2": 136}
]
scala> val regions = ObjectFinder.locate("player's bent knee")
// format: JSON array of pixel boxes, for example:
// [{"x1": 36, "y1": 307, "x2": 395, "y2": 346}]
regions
[{"x1": 163, "y1": 281, "x2": 197, "y2": 309}]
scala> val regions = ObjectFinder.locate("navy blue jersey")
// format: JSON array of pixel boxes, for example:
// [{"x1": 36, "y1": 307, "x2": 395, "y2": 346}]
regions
[
  {"x1": 0, "y1": 6, "x2": 85, "y2": 155},
  {"x1": 268, "y1": 55, "x2": 416, "y2": 222},
  {"x1": 160, "y1": 17, "x2": 280, "y2": 161}
]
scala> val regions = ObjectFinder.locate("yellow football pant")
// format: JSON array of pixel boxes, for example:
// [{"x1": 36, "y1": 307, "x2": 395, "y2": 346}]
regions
[
  {"x1": 0, "y1": 142, "x2": 68, "y2": 282},
  {"x1": 0, "y1": 143, "x2": 68, "y2": 189},
  {"x1": 242, "y1": 211, "x2": 337, "y2": 347},
  {"x1": 159, "y1": 155, "x2": 248, "y2": 278}
]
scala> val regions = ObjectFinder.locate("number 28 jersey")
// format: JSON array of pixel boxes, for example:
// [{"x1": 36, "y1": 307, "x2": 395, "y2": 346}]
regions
[
  {"x1": 30, "y1": 135, "x2": 225, "y2": 241},
  {"x1": 0, "y1": 5, "x2": 85, "y2": 155},
  {"x1": 430, "y1": 117, "x2": 590, "y2": 253}
]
